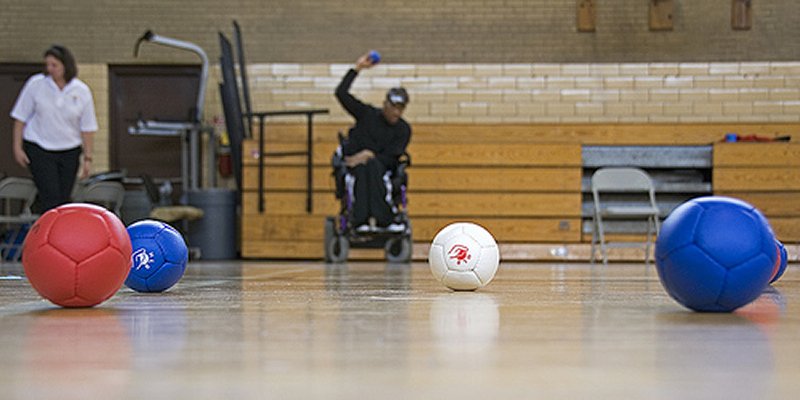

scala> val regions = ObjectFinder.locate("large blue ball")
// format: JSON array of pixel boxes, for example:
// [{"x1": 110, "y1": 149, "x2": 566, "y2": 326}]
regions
[
  {"x1": 655, "y1": 196, "x2": 777, "y2": 312},
  {"x1": 125, "y1": 220, "x2": 188, "y2": 293},
  {"x1": 770, "y1": 240, "x2": 788, "y2": 284}
]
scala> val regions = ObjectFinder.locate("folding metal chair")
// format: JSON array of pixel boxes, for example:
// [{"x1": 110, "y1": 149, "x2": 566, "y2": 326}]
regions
[
  {"x1": 591, "y1": 167, "x2": 660, "y2": 264},
  {"x1": 0, "y1": 177, "x2": 38, "y2": 263},
  {"x1": 74, "y1": 181, "x2": 126, "y2": 216}
]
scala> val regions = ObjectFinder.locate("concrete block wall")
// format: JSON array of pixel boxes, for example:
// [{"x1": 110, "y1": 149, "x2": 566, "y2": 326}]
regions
[
  {"x1": 4, "y1": 1, "x2": 798, "y2": 177},
  {"x1": 3, "y1": 1, "x2": 800, "y2": 63},
  {"x1": 203, "y1": 61, "x2": 800, "y2": 125},
  {"x1": 78, "y1": 64, "x2": 109, "y2": 170}
]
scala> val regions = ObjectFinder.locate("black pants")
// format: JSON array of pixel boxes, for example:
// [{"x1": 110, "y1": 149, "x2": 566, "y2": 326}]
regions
[
  {"x1": 349, "y1": 158, "x2": 393, "y2": 227},
  {"x1": 24, "y1": 141, "x2": 81, "y2": 213}
]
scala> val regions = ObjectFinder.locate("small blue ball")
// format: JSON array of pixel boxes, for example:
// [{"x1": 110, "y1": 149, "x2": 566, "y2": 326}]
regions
[
  {"x1": 125, "y1": 220, "x2": 188, "y2": 293},
  {"x1": 655, "y1": 196, "x2": 777, "y2": 312},
  {"x1": 770, "y1": 240, "x2": 788, "y2": 284},
  {"x1": 368, "y1": 50, "x2": 381, "y2": 64}
]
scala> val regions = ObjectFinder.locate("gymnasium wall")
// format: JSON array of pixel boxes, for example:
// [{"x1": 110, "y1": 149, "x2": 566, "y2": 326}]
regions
[
  {"x1": 4, "y1": 1, "x2": 800, "y2": 161},
  {"x1": 66, "y1": 59, "x2": 800, "y2": 172},
  {"x1": 4, "y1": 1, "x2": 800, "y2": 256},
  {"x1": 1, "y1": 1, "x2": 799, "y2": 64},
  {"x1": 218, "y1": 61, "x2": 800, "y2": 126}
]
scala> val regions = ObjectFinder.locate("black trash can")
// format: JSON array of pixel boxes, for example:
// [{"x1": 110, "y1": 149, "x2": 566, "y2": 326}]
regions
[{"x1": 187, "y1": 189, "x2": 236, "y2": 260}]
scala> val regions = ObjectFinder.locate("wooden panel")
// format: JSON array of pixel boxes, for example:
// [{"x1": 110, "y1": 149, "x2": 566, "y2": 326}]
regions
[
  {"x1": 242, "y1": 214, "x2": 322, "y2": 240},
  {"x1": 243, "y1": 165, "x2": 580, "y2": 192},
  {"x1": 243, "y1": 166, "x2": 336, "y2": 191},
  {"x1": 242, "y1": 240, "x2": 322, "y2": 259},
  {"x1": 713, "y1": 168, "x2": 800, "y2": 191},
  {"x1": 243, "y1": 141, "x2": 581, "y2": 167},
  {"x1": 237, "y1": 122, "x2": 800, "y2": 260},
  {"x1": 243, "y1": 192, "x2": 581, "y2": 217},
  {"x1": 242, "y1": 142, "x2": 335, "y2": 166},
  {"x1": 769, "y1": 217, "x2": 800, "y2": 242},
  {"x1": 254, "y1": 123, "x2": 800, "y2": 145},
  {"x1": 649, "y1": 0, "x2": 674, "y2": 31},
  {"x1": 242, "y1": 239, "x2": 385, "y2": 260},
  {"x1": 731, "y1": 0, "x2": 752, "y2": 30},
  {"x1": 242, "y1": 192, "x2": 339, "y2": 216},
  {"x1": 410, "y1": 168, "x2": 580, "y2": 191},
  {"x1": 714, "y1": 143, "x2": 800, "y2": 167},
  {"x1": 415, "y1": 217, "x2": 580, "y2": 242},
  {"x1": 408, "y1": 124, "x2": 800, "y2": 144},
  {"x1": 580, "y1": 231, "x2": 651, "y2": 243},
  {"x1": 412, "y1": 124, "x2": 800, "y2": 145},
  {"x1": 242, "y1": 214, "x2": 581, "y2": 242},
  {"x1": 577, "y1": 0, "x2": 596, "y2": 32},
  {"x1": 409, "y1": 193, "x2": 580, "y2": 217},
  {"x1": 409, "y1": 143, "x2": 581, "y2": 167},
  {"x1": 712, "y1": 192, "x2": 800, "y2": 217}
]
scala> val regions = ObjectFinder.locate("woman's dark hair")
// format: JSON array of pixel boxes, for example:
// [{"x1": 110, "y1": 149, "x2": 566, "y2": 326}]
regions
[{"x1": 43, "y1": 44, "x2": 78, "y2": 83}]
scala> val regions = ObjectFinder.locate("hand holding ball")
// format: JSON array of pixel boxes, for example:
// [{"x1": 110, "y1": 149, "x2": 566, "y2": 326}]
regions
[{"x1": 368, "y1": 50, "x2": 381, "y2": 64}]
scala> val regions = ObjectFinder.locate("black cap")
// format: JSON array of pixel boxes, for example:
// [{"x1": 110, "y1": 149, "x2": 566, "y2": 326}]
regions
[{"x1": 386, "y1": 87, "x2": 409, "y2": 106}]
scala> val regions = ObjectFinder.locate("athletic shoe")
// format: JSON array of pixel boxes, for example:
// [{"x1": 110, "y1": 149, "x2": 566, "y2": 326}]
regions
[
  {"x1": 355, "y1": 224, "x2": 371, "y2": 233},
  {"x1": 385, "y1": 223, "x2": 405, "y2": 233}
]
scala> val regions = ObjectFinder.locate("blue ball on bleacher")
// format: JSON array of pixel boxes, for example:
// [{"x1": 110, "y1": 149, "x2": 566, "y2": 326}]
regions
[
  {"x1": 655, "y1": 196, "x2": 777, "y2": 312},
  {"x1": 124, "y1": 220, "x2": 188, "y2": 293},
  {"x1": 770, "y1": 239, "x2": 788, "y2": 284}
]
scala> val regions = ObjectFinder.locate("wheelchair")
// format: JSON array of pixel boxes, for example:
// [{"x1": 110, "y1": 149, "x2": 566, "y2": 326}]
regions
[{"x1": 324, "y1": 133, "x2": 412, "y2": 263}]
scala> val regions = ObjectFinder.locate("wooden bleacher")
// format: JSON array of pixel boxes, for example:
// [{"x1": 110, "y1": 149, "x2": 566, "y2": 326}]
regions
[
  {"x1": 714, "y1": 143, "x2": 800, "y2": 243},
  {"x1": 240, "y1": 123, "x2": 800, "y2": 261}
]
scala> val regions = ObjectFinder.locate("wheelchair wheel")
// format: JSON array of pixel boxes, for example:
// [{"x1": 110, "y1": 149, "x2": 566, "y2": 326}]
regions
[
  {"x1": 326, "y1": 235, "x2": 349, "y2": 263},
  {"x1": 384, "y1": 236, "x2": 412, "y2": 263},
  {"x1": 324, "y1": 217, "x2": 349, "y2": 263}
]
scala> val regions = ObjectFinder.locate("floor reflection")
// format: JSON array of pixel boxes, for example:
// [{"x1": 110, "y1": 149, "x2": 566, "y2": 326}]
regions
[
  {"x1": 19, "y1": 308, "x2": 131, "y2": 400},
  {"x1": 116, "y1": 293, "x2": 188, "y2": 368},
  {"x1": 323, "y1": 262, "x2": 412, "y2": 294},
  {"x1": 0, "y1": 262, "x2": 795, "y2": 399},
  {"x1": 430, "y1": 292, "x2": 500, "y2": 361},
  {"x1": 653, "y1": 311, "x2": 773, "y2": 400},
  {"x1": 736, "y1": 286, "x2": 786, "y2": 331},
  {"x1": 325, "y1": 263, "x2": 414, "y2": 368}
]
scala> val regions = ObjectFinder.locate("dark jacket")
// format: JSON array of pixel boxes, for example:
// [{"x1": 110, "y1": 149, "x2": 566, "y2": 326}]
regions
[{"x1": 335, "y1": 68, "x2": 411, "y2": 169}]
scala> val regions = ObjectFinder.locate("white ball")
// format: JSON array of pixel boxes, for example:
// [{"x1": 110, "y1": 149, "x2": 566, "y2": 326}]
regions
[{"x1": 428, "y1": 222, "x2": 500, "y2": 291}]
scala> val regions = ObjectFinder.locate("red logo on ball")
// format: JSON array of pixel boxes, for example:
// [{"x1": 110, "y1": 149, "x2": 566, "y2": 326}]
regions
[{"x1": 448, "y1": 244, "x2": 471, "y2": 265}]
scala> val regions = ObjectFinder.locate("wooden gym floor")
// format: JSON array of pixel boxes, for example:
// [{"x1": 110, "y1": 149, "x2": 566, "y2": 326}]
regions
[{"x1": 0, "y1": 260, "x2": 798, "y2": 399}]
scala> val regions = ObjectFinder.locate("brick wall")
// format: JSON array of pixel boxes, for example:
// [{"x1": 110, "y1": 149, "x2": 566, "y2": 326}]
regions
[
  {"x1": 1, "y1": 1, "x2": 799, "y2": 64},
  {"x1": 77, "y1": 64, "x2": 110, "y2": 170},
  {"x1": 201, "y1": 61, "x2": 800, "y2": 125}
]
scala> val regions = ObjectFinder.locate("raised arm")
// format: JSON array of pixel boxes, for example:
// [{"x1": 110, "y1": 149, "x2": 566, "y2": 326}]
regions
[{"x1": 335, "y1": 53, "x2": 377, "y2": 119}]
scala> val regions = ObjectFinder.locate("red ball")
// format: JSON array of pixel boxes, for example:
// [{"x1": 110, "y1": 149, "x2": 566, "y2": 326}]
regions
[{"x1": 22, "y1": 203, "x2": 132, "y2": 307}]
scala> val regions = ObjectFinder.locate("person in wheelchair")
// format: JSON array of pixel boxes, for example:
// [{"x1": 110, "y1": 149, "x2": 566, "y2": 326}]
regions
[{"x1": 334, "y1": 51, "x2": 411, "y2": 233}]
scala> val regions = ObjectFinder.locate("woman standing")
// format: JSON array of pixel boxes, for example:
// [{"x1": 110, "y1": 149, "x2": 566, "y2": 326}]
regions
[{"x1": 10, "y1": 45, "x2": 97, "y2": 212}]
